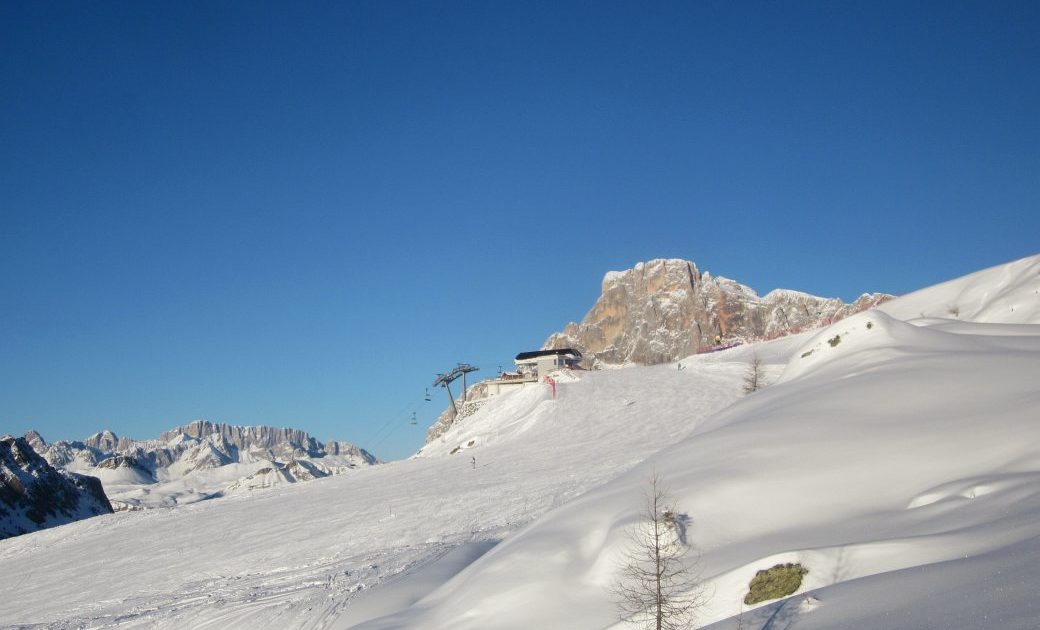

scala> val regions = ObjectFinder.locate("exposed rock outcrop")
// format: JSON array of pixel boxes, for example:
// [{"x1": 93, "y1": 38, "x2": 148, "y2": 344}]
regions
[
  {"x1": 424, "y1": 382, "x2": 490, "y2": 445},
  {"x1": 96, "y1": 454, "x2": 151, "y2": 474},
  {"x1": 324, "y1": 441, "x2": 379, "y2": 466},
  {"x1": 0, "y1": 435, "x2": 112, "y2": 540},
  {"x1": 223, "y1": 458, "x2": 331, "y2": 494},
  {"x1": 544, "y1": 259, "x2": 891, "y2": 366}
]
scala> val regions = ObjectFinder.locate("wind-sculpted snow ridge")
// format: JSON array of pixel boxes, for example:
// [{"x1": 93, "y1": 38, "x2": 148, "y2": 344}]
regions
[
  {"x1": 876, "y1": 252, "x2": 1040, "y2": 324},
  {"x1": 25, "y1": 420, "x2": 378, "y2": 512}
]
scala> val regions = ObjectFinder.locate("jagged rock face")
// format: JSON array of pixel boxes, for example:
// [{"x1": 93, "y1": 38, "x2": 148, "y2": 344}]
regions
[
  {"x1": 284, "y1": 459, "x2": 328, "y2": 482},
  {"x1": 23, "y1": 430, "x2": 47, "y2": 454},
  {"x1": 160, "y1": 420, "x2": 324, "y2": 461},
  {"x1": 84, "y1": 430, "x2": 135, "y2": 453},
  {"x1": 223, "y1": 459, "x2": 331, "y2": 494},
  {"x1": 544, "y1": 259, "x2": 891, "y2": 366},
  {"x1": 96, "y1": 454, "x2": 148, "y2": 472},
  {"x1": 0, "y1": 435, "x2": 112, "y2": 540},
  {"x1": 425, "y1": 407, "x2": 457, "y2": 445}
]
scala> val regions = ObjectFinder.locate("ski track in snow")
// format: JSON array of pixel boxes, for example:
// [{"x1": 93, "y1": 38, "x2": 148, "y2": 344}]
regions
[{"x1": 2, "y1": 362, "x2": 748, "y2": 629}]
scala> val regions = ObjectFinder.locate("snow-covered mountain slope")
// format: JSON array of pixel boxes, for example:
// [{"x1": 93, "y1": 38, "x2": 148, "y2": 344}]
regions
[
  {"x1": 2, "y1": 253, "x2": 1037, "y2": 629},
  {"x1": 877, "y1": 253, "x2": 1040, "y2": 324},
  {"x1": 0, "y1": 435, "x2": 113, "y2": 540},
  {"x1": 27, "y1": 420, "x2": 378, "y2": 511},
  {"x1": 355, "y1": 254, "x2": 1040, "y2": 629},
  {"x1": 0, "y1": 353, "x2": 751, "y2": 627}
]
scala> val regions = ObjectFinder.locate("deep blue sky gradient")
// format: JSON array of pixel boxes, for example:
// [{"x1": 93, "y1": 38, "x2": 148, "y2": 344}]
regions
[{"x1": 2, "y1": 1, "x2": 1038, "y2": 459}]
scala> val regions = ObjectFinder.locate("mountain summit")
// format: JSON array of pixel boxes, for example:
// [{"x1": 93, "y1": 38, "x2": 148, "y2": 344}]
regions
[{"x1": 544, "y1": 258, "x2": 890, "y2": 366}]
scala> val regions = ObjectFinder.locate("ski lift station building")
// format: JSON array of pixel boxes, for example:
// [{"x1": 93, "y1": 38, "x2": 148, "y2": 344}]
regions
[{"x1": 486, "y1": 348, "x2": 583, "y2": 397}]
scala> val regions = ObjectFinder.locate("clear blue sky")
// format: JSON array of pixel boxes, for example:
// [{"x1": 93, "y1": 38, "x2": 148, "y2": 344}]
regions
[{"x1": 2, "y1": 1, "x2": 1037, "y2": 460}]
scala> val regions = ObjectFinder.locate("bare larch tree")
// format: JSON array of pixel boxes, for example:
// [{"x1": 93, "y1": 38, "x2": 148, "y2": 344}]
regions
[
  {"x1": 613, "y1": 472, "x2": 705, "y2": 630},
  {"x1": 743, "y1": 353, "x2": 763, "y2": 394}
]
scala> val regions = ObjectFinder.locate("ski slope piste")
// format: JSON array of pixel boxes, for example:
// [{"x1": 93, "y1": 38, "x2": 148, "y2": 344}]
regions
[{"x1": 2, "y1": 254, "x2": 1038, "y2": 629}]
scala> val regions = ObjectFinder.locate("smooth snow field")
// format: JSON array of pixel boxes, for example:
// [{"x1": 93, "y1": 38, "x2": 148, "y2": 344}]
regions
[{"x1": 3, "y1": 254, "x2": 1039, "y2": 629}]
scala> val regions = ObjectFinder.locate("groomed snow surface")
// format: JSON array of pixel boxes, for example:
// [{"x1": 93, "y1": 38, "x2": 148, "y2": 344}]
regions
[{"x1": 3, "y1": 254, "x2": 1039, "y2": 629}]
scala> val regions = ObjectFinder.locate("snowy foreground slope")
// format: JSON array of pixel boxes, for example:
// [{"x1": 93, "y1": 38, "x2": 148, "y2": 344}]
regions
[
  {"x1": 0, "y1": 341, "x2": 753, "y2": 627},
  {"x1": 3, "y1": 254, "x2": 1038, "y2": 629},
  {"x1": 360, "y1": 254, "x2": 1040, "y2": 630}
]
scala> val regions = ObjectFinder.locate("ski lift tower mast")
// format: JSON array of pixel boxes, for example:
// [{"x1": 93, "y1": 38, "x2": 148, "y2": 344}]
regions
[
  {"x1": 432, "y1": 363, "x2": 480, "y2": 419},
  {"x1": 456, "y1": 363, "x2": 479, "y2": 403}
]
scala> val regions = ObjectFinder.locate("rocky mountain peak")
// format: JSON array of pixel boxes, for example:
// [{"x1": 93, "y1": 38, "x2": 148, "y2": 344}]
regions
[
  {"x1": 23, "y1": 430, "x2": 47, "y2": 452},
  {"x1": 0, "y1": 435, "x2": 112, "y2": 540},
  {"x1": 84, "y1": 430, "x2": 135, "y2": 453},
  {"x1": 545, "y1": 259, "x2": 892, "y2": 366}
]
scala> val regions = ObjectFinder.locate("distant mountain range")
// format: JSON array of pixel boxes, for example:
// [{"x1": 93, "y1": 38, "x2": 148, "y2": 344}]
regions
[{"x1": 1, "y1": 420, "x2": 377, "y2": 538}]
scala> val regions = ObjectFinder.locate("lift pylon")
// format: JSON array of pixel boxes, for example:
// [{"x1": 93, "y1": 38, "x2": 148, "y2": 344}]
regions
[{"x1": 432, "y1": 363, "x2": 480, "y2": 418}]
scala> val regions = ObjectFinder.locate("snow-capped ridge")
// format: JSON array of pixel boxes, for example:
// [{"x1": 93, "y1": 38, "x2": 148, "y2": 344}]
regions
[
  {"x1": 19, "y1": 420, "x2": 379, "y2": 514},
  {"x1": 879, "y1": 253, "x2": 1040, "y2": 324}
]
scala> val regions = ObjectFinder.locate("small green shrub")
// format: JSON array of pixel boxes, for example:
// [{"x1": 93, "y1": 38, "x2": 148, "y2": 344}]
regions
[
  {"x1": 865, "y1": 321, "x2": 873, "y2": 330},
  {"x1": 801, "y1": 350, "x2": 813, "y2": 358},
  {"x1": 743, "y1": 563, "x2": 809, "y2": 605},
  {"x1": 827, "y1": 335, "x2": 841, "y2": 347}
]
